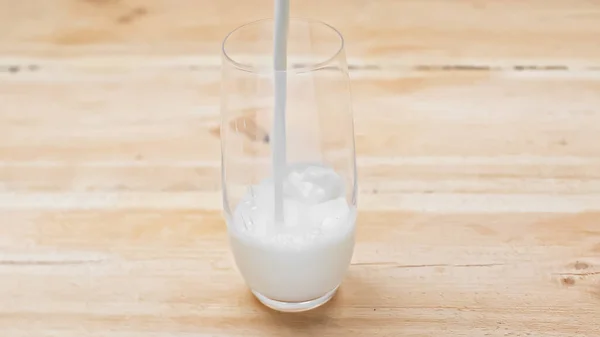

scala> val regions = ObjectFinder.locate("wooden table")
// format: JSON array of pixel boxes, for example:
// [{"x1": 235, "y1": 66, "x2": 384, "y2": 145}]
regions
[{"x1": 1, "y1": 0, "x2": 600, "y2": 336}]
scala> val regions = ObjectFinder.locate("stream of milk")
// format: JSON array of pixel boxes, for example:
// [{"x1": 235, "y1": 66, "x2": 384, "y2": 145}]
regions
[{"x1": 272, "y1": 0, "x2": 289, "y2": 225}]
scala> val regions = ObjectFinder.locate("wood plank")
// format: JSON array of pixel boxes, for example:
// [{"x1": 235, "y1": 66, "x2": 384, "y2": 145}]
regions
[
  {"x1": 1, "y1": 0, "x2": 600, "y2": 65},
  {"x1": 2, "y1": 69, "x2": 600, "y2": 196},
  {"x1": 4, "y1": 68, "x2": 600, "y2": 161},
  {"x1": 0, "y1": 210, "x2": 598, "y2": 336}
]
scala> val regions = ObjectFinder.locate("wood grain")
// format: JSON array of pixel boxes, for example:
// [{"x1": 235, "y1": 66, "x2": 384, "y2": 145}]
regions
[
  {"x1": 1, "y1": 0, "x2": 600, "y2": 336},
  {"x1": 2, "y1": 0, "x2": 600, "y2": 65}
]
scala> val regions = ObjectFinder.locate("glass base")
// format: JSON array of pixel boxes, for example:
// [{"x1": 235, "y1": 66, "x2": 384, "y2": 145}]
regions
[{"x1": 252, "y1": 286, "x2": 338, "y2": 312}]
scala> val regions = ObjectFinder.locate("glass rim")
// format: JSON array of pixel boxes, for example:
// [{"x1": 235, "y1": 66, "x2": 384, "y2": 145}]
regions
[{"x1": 221, "y1": 17, "x2": 345, "y2": 74}]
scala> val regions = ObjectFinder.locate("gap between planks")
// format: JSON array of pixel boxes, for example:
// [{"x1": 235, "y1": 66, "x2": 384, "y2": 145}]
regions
[{"x1": 3, "y1": 58, "x2": 600, "y2": 75}]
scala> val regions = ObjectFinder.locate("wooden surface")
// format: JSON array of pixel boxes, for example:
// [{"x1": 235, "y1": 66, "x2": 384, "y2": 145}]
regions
[{"x1": 1, "y1": 0, "x2": 600, "y2": 336}]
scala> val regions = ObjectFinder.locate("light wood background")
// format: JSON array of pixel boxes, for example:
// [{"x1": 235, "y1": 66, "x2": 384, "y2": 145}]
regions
[{"x1": 1, "y1": 0, "x2": 600, "y2": 336}]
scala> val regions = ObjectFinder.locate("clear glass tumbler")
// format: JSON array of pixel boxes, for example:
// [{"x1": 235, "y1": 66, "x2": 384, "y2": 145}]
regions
[{"x1": 220, "y1": 18, "x2": 357, "y2": 312}]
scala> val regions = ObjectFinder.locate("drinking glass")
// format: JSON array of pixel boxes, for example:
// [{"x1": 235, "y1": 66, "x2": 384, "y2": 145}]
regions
[{"x1": 220, "y1": 18, "x2": 357, "y2": 312}]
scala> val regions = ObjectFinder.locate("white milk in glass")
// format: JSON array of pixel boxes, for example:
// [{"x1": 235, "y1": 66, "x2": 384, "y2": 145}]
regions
[
  {"x1": 229, "y1": 164, "x2": 356, "y2": 302},
  {"x1": 227, "y1": 1, "x2": 356, "y2": 304}
]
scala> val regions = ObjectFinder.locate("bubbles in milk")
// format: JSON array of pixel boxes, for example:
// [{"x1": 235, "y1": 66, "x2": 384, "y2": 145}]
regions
[
  {"x1": 233, "y1": 164, "x2": 352, "y2": 241},
  {"x1": 308, "y1": 197, "x2": 349, "y2": 232}
]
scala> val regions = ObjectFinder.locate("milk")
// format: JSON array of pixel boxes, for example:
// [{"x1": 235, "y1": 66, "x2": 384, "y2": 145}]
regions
[
  {"x1": 272, "y1": 0, "x2": 289, "y2": 224},
  {"x1": 227, "y1": 164, "x2": 356, "y2": 302}
]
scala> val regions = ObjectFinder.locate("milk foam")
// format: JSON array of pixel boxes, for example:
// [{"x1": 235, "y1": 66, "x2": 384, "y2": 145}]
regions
[{"x1": 231, "y1": 164, "x2": 353, "y2": 242}]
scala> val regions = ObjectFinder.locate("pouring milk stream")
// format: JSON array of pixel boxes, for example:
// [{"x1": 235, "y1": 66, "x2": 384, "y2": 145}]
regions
[{"x1": 272, "y1": 0, "x2": 289, "y2": 225}]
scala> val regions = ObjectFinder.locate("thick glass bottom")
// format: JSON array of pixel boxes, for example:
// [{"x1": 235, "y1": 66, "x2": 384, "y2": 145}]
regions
[{"x1": 252, "y1": 286, "x2": 338, "y2": 312}]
